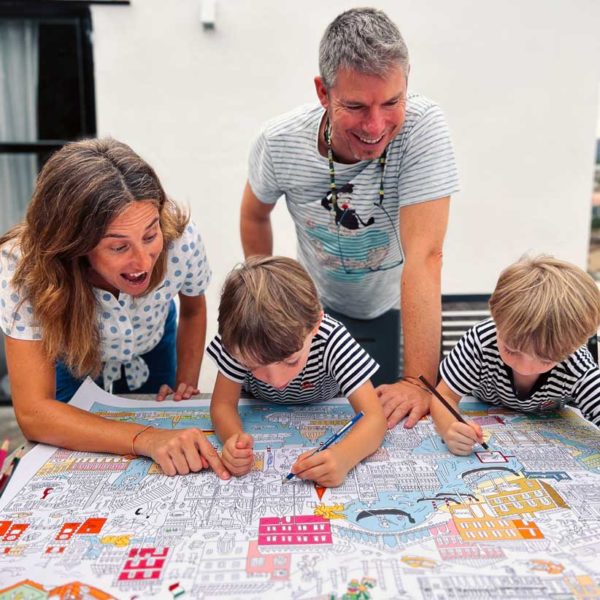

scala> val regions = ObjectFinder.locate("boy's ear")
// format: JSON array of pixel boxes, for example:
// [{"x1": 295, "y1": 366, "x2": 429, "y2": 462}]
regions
[{"x1": 312, "y1": 311, "x2": 324, "y2": 335}]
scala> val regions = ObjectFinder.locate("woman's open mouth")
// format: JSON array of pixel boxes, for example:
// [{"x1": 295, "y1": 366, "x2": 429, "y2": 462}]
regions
[{"x1": 121, "y1": 271, "x2": 148, "y2": 286}]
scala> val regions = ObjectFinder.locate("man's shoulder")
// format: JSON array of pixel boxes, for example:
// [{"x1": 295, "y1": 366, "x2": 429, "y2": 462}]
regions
[
  {"x1": 259, "y1": 104, "x2": 323, "y2": 140},
  {"x1": 390, "y1": 92, "x2": 446, "y2": 144},
  {"x1": 405, "y1": 92, "x2": 440, "y2": 117}
]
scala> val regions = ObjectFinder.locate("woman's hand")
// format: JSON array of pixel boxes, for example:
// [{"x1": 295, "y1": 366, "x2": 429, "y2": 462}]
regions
[
  {"x1": 290, "y1": 446, "x2": 352, "y2": 488},
  {"x1": 443, "y1": 421, "x2": 483, "y2": 456},
  {"x1": 137, "y1": 427, "x2": 230, "y2": 479},
  {"x1": 222, "y1": 432, "x2": 254, "y2": 476},
  {"x1": 156, "y1": 382, "x2": 200, "y2": 401}
]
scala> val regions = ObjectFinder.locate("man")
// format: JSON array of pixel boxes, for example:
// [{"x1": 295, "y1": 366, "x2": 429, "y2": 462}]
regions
[{"x1": 240, "y1": 8, "x2": 459, "y2": 429}]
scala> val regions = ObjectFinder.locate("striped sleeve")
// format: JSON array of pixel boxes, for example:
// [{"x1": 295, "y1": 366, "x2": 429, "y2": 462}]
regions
[
  {"x1": 248, "y1": 131, "x2": 282, "y2": 205},
  {"x1": 570, "y1": 362, "x2": 600, "y2": 427},
  {"x1": 439, "y1": 325, "x2": 484, "y2": 397},
  {"x1": 324, "y1": 323, "x2": 379, "y2": 397},
  {"x1": 396, "y1": 102, "x2": 459, "y2": 206},
  {"x1": 206, "y1": 335, "x2": 247, "y2": 384}
]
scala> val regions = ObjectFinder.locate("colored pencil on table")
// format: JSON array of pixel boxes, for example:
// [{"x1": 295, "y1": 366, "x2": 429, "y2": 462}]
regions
[
  {"x1": 418, "y1": 375, "x2": 489, "y2": 450},
  {"x1": 282, "y1": 411, "x2": 365, "y2": 483},
  {"x1": 0, "y1": 439, "x2": 8, "y2": 472},
  {"x1": 0, "y1": 448, "x2": 24, "y2": 498}
]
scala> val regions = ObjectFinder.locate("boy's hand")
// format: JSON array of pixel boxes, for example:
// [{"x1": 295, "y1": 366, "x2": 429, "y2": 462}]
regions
[
  {"x1": 290, "y1": 446, "x2": 352, "y2": 488},
  {"x1": 222, "y1": 432, "x2": 254, "y2": 476},
  {"x1": 444, "y1": 421, "x2": 484, "y2": 456}
]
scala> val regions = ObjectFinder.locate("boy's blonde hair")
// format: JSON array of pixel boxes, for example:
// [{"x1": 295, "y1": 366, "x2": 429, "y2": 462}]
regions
[
  {"x1": 218, "y1": 256, "x2": 322, "y2": 365},
  {"x1": 489, "y1": 255, "x2": 600, "y2": 361}
]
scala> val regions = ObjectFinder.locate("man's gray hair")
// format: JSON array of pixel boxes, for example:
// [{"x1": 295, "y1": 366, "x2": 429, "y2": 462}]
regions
[{"x1": 319, "y1": 7, "x2": 409, "y2": 89}]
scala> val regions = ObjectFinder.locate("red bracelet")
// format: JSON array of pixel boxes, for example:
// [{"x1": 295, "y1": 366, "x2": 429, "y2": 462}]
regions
[{"x1": 131, "y1": 425, "x2": 153, "y2": 457}]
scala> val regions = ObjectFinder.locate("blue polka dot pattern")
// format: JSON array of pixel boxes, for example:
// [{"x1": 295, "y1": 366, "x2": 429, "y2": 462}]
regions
[{"x1": 0, "y1": 221, "x2": 211, "y2": 392}]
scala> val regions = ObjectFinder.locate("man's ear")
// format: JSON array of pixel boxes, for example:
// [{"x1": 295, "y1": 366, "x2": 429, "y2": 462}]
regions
[{"x1": 314, "y1": 76, "x2": 329, "y2": 109}]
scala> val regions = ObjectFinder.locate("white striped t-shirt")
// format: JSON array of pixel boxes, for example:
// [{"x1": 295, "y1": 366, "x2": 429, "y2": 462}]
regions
[
  {"x1": 440, "y1": 318, "x2": 600, "y2": 426},
  {"x1": 248, "y1": 95, "x2": 459, "y2": 319},
  {"x1": 207, "y1": 314, "x2": 379, "y2": 403}
]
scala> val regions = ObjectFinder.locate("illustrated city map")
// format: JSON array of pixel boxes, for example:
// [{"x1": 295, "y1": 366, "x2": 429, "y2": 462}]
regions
[{"x1": 1, "y1": 378, "x2": 600, "y2": 599}]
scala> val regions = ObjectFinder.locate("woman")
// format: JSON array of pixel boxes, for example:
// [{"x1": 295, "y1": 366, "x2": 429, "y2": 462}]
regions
[{"x1": 0, "y1": 138, "x2": 228, "y2": 478}]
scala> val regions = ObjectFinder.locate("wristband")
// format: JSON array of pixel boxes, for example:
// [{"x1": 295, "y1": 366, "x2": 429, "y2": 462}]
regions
[
  {"x1": 403, "y1": 376, "x2": 432, "y2": 394},
  {"x1": 131, "y1": 425, "x2": 153, "y2": 457}
]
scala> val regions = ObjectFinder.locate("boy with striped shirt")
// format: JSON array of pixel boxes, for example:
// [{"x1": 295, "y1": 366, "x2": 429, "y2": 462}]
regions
[
  {"x1": 432, "y1": 256, "x2": 600, "y2": 456},
  {"x1": 207, "y1": 256, "x2": 386, "y2": 487}
]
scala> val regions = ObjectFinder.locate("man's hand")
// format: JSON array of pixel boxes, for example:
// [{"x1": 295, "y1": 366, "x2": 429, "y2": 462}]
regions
[
  {"x1": 140, "y1": 428, "x2": 230, "y2": 479},
  {"x1": 156, "y1": 382, "x2": 200, "y2": 401},
  {"x1": 290, "y1": 446, "x2": 352, "y2": 488},
  {"x1": 375, "y1": 380, "x2": 431, "y2": 429},
  {"x1": 442, "y1": 421, "x2": 483, "y2": 456},
  {"x1": 222, "y1": 432, "x2": 254, "y2": 476}
]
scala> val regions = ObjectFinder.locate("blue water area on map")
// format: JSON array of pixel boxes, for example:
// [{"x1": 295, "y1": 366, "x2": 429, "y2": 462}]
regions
[
  {"x1": 113, "y1": 457, "x2": 153, "y2": 488},
  {"x1": 92, "y1": 400, "x2": 357, "y2": 451},
  {"x1": 345, "y1": 434, "x2": 524, "y2": 542}
]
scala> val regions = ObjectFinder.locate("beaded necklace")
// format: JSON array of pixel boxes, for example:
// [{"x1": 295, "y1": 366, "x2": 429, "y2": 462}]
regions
[{"x1": 324, "y1": 117, "x2": 387, "y2": 212}]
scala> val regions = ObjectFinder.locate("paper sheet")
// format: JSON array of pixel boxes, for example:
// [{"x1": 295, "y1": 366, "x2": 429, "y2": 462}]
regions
[{"x1": 1, "y1": 378, "x2": 600, "y2": 598}]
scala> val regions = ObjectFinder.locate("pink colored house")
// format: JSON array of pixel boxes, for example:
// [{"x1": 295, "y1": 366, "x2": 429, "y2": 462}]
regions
[{"x1": 258, "y1": 515, "x2": 332, "y2": 547}]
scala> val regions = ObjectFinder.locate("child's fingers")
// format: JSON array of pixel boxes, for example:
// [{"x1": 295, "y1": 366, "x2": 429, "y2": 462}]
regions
[
  {"x1": 448, "y1": 440, "x2": 475, "y2": 456},
  {"x1": 453, "y1": 421, "x2": 480, "y2": 443},
  {"x1": 236, "y1": 433, "x2": 254, "y2": 449},
  {"x1": 293, "y1": 461, "x2": 328, "y2": 483},
  {"x1": 231, "y1": 447, "x2": 254, "y2": 459},
  {"x1": 293, "y1": 450, "x2": 327, "y2": 475},
  {"x1": 470, "y1": 421, "x2": 484, "y2": 441}
]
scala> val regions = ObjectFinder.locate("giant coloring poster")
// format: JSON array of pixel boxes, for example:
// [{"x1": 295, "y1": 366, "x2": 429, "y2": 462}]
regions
[{"x1": 1, "y1": 379, "x2": 600, "y2": 599}]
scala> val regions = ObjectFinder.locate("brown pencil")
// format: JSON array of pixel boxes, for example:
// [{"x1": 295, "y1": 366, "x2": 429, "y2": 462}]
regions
[{"x1": 418, "y1": 375, "x2": 489, "y2": 450}]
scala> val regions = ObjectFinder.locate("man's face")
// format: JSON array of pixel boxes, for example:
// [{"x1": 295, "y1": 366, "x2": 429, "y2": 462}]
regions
[{"x1": 315, "y1": 65, "x2": 408, "y2": 164}]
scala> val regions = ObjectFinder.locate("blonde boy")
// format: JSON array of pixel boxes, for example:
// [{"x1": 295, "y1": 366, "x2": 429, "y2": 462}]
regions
[
  {"x1": 432, "y1": 256, "x2": 600, "y2": 455},
  {"x1": 207, "y1": 256, "x2": 386, "y2": 486}
]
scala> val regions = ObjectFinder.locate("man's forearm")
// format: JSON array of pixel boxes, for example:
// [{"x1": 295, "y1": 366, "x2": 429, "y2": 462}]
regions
[
  {"x1": 401, "y1": 257, "x2": 442, "y2": 382},
  {"x1": 240, "y1": 215, "x2": 273, "y2": 257}
]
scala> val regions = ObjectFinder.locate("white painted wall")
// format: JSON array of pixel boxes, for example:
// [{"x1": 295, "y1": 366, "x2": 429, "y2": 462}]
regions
[{"x1": 92, "y1": 0, "x2": 600, "y2": 389}]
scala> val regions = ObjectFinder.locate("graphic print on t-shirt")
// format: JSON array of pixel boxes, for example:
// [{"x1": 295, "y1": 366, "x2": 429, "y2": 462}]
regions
[{"x1": 305, "y1": 180, "x2": 403, "y2": 282}]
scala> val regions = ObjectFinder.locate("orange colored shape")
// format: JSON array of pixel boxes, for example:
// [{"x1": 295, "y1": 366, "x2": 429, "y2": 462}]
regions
[
  {"x1": 0, "y1": 579, "x2": 45, "y2": 595},
  {"x1": 315, "y1": 484, "x2": 326, "y2": 501},
  {"x1": 4, "y1": 523, "x2": 28, "y2": 542},
  {"x1": 77, "y1": 517, "x2": 107, "y2": 535},
  {"x1": 513, "y1": 519, "x2": 544, "y2": 539},
  {"x1": 56, "y1": 522, "x2": 81, "y2": 541},
  {"x1": 0, "y1": 520, "x2": 11, "y2": 536},
  {"x1": 50, "y1": 581, "x2": 117, "y2": 599},
  {"x1": 530, "y1": 559, "x2": 564, "y2": 575}
]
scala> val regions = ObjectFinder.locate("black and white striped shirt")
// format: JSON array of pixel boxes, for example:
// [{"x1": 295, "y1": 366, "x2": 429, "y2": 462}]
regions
[
  {"x1": 440, "y1": 318, "x2": 600, "y2": 426},
  {"x1": 207, "y1": 314, "x2": 379, "y2": 404}
]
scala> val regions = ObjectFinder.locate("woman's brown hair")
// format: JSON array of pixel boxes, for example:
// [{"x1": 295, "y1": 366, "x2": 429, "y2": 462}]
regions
[{"x1": 0, "y1": 138, "x2": 189, "y2": 378}]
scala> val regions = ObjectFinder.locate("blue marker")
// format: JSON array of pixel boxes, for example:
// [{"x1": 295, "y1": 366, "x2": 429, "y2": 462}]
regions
[{"x1": 282, "y1": 411, "x2": 365, "y2": 483}]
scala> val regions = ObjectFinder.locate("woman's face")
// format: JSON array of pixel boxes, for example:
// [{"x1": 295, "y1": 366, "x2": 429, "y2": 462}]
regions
[{"x1": 87, "y1": 201, "x2": 163, "y2": 296}]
